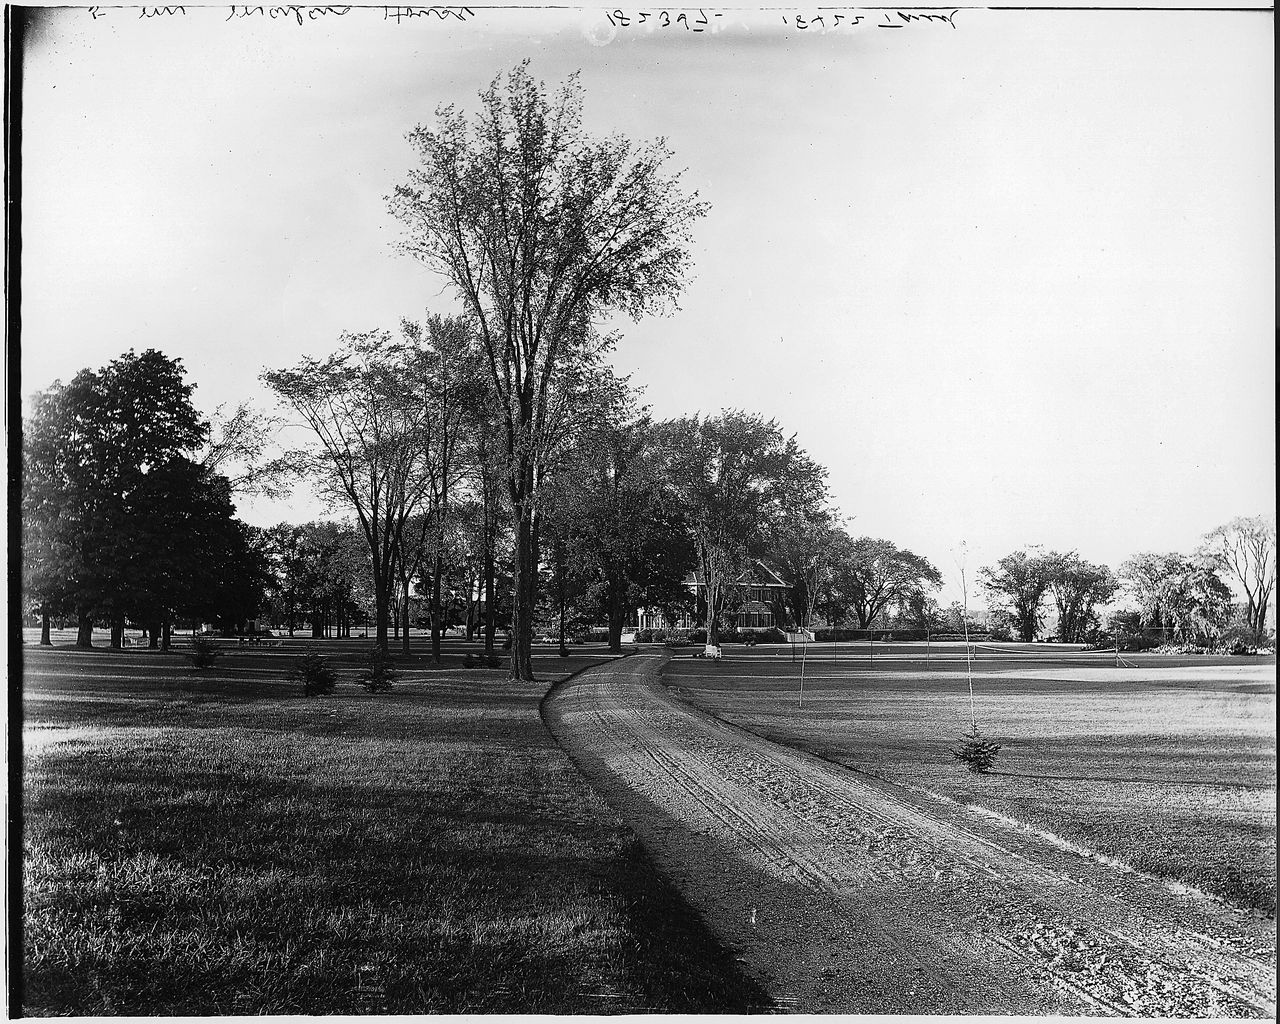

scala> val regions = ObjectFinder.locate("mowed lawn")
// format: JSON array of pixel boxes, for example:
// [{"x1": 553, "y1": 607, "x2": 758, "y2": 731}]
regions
[
  {"x1": 664, "y1": 643, "x2": 1277, "y2": 913},
  {"x1": 19, "y1": 636, "x2": 768, "y2": 1015}
]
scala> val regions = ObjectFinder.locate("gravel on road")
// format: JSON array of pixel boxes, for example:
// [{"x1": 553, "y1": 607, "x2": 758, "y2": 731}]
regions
[{"x1": 543, "y1": 653, "x2": 1277, "y2": 1016}]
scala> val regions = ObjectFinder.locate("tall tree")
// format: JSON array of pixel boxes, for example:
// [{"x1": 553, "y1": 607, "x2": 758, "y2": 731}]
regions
[
  {"x1": 396, "y1": 314, "x2": 485, "y2": 660},
  {"x1": 662, "y1": 411, "x2": 826, "y2": 655},
  {"x1": 1199, "y1": 516, "x2": 1276, "y2": 636},
  {"x1": 546, "y1": 408, "x2": 696, "y2": 652},
  {"x1": 1044, "y1": 551, "x2": 1118, "y2": 643},
  {"x1": 978, "y1": 549, "x2": 1056, "y2": 642},
  {"x1": 1120, "y1": 551, "x2": 1234, "y2": 644},
  {"x1": 22, "y1": 350, "x2": 208, "y2": 647},
  {"x1": 115, "y1": 457, "x2": 269, "y2": 644},
  {"x1": 837, "y1": 537, "x2": 943, "y2": 630},
  {"x1": 264, "y1": 331, "x2": 434, "y2": 650},
  {"x1": 768, "y1": 509, "x2": 845, "y2": 632},
  {"x1": 390, "y1": 61, "x2": 708, "y2": 680}
]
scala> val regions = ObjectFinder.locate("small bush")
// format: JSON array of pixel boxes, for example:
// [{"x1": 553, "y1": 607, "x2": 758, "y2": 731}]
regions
[
  {"x1": 359, "y1": 648, "x2": 397, "y2": 692},
  {"x1": 291, "y1": 653, "x2": 336, "y2": 696},
  {"x1": 462, "y1": 654, "x2": 476, "y2": 668},
  {"x1": 483, "y1": 654, "x2": 503, "y2": 668},
  {"x1": 952, "y1": 725, "x2": 1001, "y2": 773},
  {"x1": 187, "y1": 634, "x2": 220, "y2": 669}
]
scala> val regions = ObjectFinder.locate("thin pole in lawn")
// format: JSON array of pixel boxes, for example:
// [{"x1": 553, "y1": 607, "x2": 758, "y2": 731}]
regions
[
  {"x1": 959, "y1": 547, "x2": 977, "y2": 733},
  {"x1": 799, "y1": 633, "x2": 808, "y2": 708},
  {"x1": 926, "y1": 628, "x2": 931, "y2": 670}
]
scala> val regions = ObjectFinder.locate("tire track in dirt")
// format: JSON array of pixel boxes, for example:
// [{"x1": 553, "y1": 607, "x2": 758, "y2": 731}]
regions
[{"x1": 544, "y1": 653, "x2": 1277, "y2": 1016}]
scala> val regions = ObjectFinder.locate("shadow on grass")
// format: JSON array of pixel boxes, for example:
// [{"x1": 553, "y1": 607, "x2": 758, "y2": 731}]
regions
[{"x1": 21, "y1": 650, "x2": 771, "y2": 1015}]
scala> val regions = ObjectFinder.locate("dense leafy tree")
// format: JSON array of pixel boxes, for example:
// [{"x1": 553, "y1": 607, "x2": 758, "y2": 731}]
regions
[
  {"x1": 545, "y1": 407, "x2": 697, "y2": 653},
  {"x1": 260, "y1": 523, "x2": 310, "y2": 635},
  {"x1": 767, "y1": 507, "x2": 845, "y2": 632},
  {"x1": 116, "y1": 458, "x2": 270, "y2": 644},
  {"x1": 23, "y1": 350, "x2": 210, "y2": 647},
  {"x1": 1044, "y1": 551, "x2": 1118, "y2": 643},
  {"x1": 835, "y1": 537, "x2": 943, "y2": 630},
  {"x1": 662, "y1": 411, "x2": 826, "y2": 653},
  {"x1": 1199, "y1": 516, "x2": 1276, "y2": 636},
  {"x1": 978, "y1": 549, "x2": 1056, "y2": 642},
  {"x1": 390, "y1": 61, "x2": 708, "y2": 680},
  {"x1": 1120, "y1": 552, "x2": 1234, "y2": 644}
]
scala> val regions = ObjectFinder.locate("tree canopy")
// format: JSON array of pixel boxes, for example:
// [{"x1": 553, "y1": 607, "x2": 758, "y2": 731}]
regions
[
  {"x1": 661, "y1": 410, "x2": 826, "y2": 650},
  {"x1": 978, "y1": 549, "x2": 1055, "y2": 643},
  {"x1": 835, "y1": 536, "x2": 943, "y2": 630},
  {"x1": 390, "y1": 60, "x2": 708, "y2": 679},
  {"x1": 1199, "y1": 516, "x2": 1276, "y2": 636},
  {"x1": 22, "y1": 349, "x2": 262, "y2": 646}
]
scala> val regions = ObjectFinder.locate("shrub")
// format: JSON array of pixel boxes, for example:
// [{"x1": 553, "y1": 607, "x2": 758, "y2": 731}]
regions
[
  {"x1": 1217, "y1": 623, "x2": 1275, "y2": 656},
  {"x1": 462, "y1": 654, "x2": 476, "y2": 668},
  {"x1": 952, "y1": 725, "x2": 1001, "y2": 773},
  {"x1": 483, "y1": 654, "x2": 503, "y2": 668},
  {"x1": 291, "y1": 653, "x2": 336, "y2": 696},
  {"x1": 187, "y1": 634, "x2": 220, "y2": 669},
  {"x1": 664, "y1": 636, "x2": 691, "y2": 648},
  {"x1": 359, "y1": 648, "x2": 397, "y2": 692}
]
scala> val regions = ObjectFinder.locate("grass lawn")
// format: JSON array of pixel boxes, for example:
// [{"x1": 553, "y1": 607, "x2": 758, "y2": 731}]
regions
[
  {"x1": 663, "y1": 643, "x2": 1277, "y2": 914},
  {"x1": 19, "y1": 637, "x2": 769, "y2": 1015}
]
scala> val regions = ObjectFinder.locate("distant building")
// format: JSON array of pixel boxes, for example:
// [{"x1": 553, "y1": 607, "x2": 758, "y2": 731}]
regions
[{"x1": 637, "y1": 560, "x2": 790, "y2": 632}]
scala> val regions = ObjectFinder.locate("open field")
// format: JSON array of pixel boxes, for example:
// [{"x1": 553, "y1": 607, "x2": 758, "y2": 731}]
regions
[
  {"x1": 17, "y1": 638, "x2": 767, "y2": 1015},
  {"x1": 661, "y1": 642, "x2": 1277, "y2": 913}
]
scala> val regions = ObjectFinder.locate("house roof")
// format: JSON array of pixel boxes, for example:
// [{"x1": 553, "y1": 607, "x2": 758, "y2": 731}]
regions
[{"x1": 686, "y1": 560, "x2": 790, "y2": 589}]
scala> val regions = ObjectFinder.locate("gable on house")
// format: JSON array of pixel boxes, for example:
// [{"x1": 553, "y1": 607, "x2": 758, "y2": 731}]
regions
[{"x1": 637, "y1": 560, "x2": 791, "y2": 631}]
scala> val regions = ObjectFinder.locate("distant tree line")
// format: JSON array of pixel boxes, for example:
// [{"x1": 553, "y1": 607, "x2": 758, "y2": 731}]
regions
[{"x1": 977, "y1": 517, "x2": 1275, "y2": 649}]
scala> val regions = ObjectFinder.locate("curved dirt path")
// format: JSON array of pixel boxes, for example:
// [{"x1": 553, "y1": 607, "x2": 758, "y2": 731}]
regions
[{"x1": 543, "y1": 653, "x2": 1277, "y2": 1016}]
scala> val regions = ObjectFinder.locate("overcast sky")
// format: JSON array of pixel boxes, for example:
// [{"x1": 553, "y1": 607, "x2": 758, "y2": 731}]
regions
[{"x1": 18, "y1": 4, "x2": 1275, "y2": 605}]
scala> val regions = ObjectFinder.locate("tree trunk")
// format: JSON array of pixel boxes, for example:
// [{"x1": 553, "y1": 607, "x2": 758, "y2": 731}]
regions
[
  {"x1": 162, "y1": 620, "x2": 172, "y2": 650},
  {"x1": 110, "y1": 616, "x2": 124, "y2": 650},
  {"x1": 510, "y1": 497, "x2": 536, "y2": 681},
  {"x1": 374, "y1": 583, "x2": 390, "y2": 651},
  {"x1": 76, "y1": 611, "x2": 94, "y2": 648},
  {"x1": 402, "y1": 578, "x2": 412, "y2": 657},
  {"x1": 148, "y1": 620, "x2": 160, "y2": 649},
  {"x1": 431, "y1": 546, "x2": 445, "y2": 664},
  {"x1": 483, "y1": 516, "x2": 497, "y2": 655},
  {"x1": 40, "y1": 610, "x2": 51, "y2": 646},
  {"x1": 607, "y1": 580, "x2": 626, "y2": 654},
  {"x1": 558, "y1": 581, "x2": 568, "y2": 658}
]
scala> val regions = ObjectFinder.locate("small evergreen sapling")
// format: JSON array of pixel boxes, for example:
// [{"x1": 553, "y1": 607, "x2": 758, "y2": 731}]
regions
[
  {"x1": 952, "y1": 724, "x2": 1001, "y2": 773},
  {"x1": 359, "y1": 648, "x2": 397, "y2": 692},
  {"x1": 188, "y1": 634, "x2": 220, "y2": 669},
  {"x1": 292, "y1": 652, "x2": 336, "y2": 696}
]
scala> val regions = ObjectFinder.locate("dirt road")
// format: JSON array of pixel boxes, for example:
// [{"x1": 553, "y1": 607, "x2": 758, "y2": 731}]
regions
[{"x1": 543, "y1": 653, "x2": 1277, "y2": 1016}]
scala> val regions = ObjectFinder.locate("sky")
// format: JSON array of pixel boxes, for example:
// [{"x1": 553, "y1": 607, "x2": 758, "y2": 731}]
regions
[{"x1": 16, "y1": 2, "x2": 1275, "y2": 606}]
